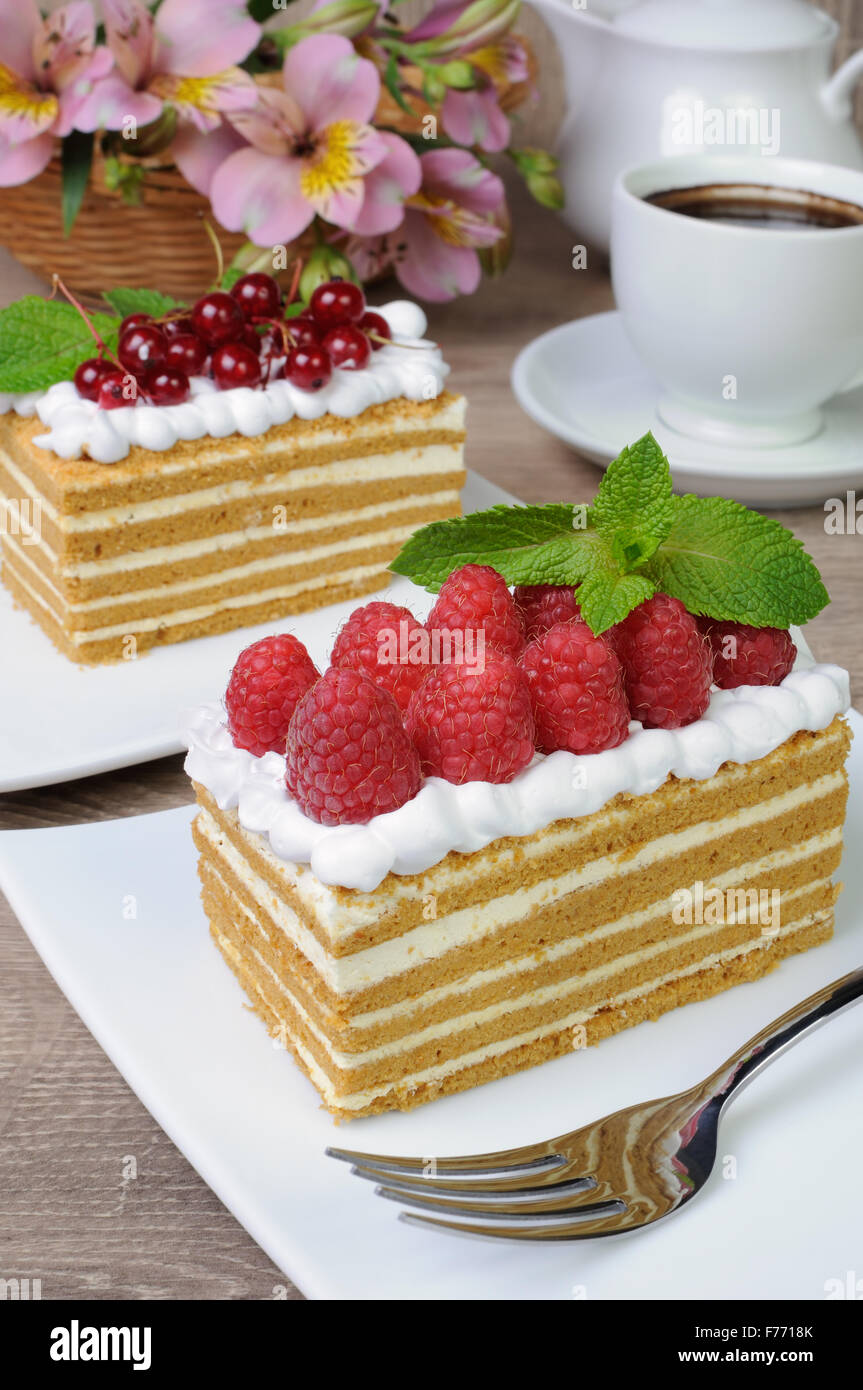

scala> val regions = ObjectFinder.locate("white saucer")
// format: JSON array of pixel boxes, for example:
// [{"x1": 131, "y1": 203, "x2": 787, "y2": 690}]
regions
[{"x1": 511, "y1": 312, "x2": 863, "y2": 508}]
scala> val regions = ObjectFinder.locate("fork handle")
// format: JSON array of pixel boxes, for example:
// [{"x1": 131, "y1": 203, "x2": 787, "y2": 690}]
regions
[{"x1": 707, "y1": 965, "x2": 863, "y2": 1107}]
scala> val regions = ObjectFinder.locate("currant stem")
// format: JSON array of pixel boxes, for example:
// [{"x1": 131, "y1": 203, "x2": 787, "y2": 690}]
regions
[
  {"x1": 51, "y1": 274, "x2": 123, "y2": 371},
  {"x1": 202, "y1": 219, "x2": 225, "y2": 287}
]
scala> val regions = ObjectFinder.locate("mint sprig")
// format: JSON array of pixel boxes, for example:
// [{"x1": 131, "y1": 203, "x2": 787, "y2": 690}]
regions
[
  {"x1": 390, "y1": 431, "x2": 829, "y2": 634},
  {"x1": 102, "y1": 288, "x2": 182, "y2": 320},
  {"x1": 0, "y1": 297, "x2": 121, "y2": 393}
]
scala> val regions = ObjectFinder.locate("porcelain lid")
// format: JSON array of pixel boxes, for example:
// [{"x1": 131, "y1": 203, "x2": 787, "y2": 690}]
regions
[{"x1": 612, "y1": 0, "x2": 834, "y2": 50}]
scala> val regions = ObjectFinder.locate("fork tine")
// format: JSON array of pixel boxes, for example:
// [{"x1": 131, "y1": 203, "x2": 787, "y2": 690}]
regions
[
  {"x1": 353, "y1": 1169, "x2": 597, "y2": 1205},
  {"x1": 375, "y1": 1179, "x2": 615, "y2": 1218},
  {"x1": 326, "y1": 1145, "x2": 566, "y2": 1184},
  {"x1": 392, "y1": 1198, "x2": 631, "y2": 1242}
]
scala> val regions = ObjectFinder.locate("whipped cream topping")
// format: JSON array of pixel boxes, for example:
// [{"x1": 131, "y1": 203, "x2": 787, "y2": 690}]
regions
[
  {"x1": 3, "y1": 301, "x2": 447, "y2": 465},
  {"x1": 183, "y1": 661, "x2": 850, "y2": 893}
]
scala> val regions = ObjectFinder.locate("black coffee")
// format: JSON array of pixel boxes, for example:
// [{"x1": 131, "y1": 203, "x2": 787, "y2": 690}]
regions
[{"x1": 645, "y1": 182, "x2": 863, "y2": 231}]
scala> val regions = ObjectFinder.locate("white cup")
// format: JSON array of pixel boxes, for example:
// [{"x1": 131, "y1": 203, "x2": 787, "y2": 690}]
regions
[{"x1": 611, "y1": 154, "x2": 863, "y2": 448}]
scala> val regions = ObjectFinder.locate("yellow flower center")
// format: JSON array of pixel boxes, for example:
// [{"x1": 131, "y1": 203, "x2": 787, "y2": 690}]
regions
[
  {"x1": 406, "y1": 193, "x2": 479, "y2": 247},
  {"x1": 0, "y1": 63, "x2": 58, "y2": 129},
  {"x1": 299, "y1": 121, "x2": 363, "y2": 202},
  {"x1": 151, "y1": 73, "x2": 222, "y2": 117}
]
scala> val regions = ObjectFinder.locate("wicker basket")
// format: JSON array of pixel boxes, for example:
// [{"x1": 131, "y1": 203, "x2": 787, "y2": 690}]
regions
[{"x1": 0, "y1": 50, "x2": 536, "y2": 303}]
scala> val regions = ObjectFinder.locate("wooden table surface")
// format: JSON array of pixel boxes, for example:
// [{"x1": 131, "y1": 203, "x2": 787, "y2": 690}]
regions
[{"x1": 1, "y1": 179, "x2": 860, "y2": 1301}]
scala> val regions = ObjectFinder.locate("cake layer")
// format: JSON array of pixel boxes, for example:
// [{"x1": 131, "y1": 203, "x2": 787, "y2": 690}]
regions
[
  {"x1": 1, "y1": 554, "x2": 396, "y2": 663},
  {"x1": 0, "y1": 431, "x2": 466, "y2": 563},
  {"x1": 0, "y1": 392, "x2": 466, "y2": 513},
  {"x1": 8, "y1": 487, "x2": 460, "y2": 602},
  {"x1": 211, "y1": 910, "x2": 834, "y2": 1119},
  {"x1": 199, "y1": 837, "x2": 838, "y2": 1052},
  {"x1": 192, "y1": 718, "x2": 850, "y2": 967}
]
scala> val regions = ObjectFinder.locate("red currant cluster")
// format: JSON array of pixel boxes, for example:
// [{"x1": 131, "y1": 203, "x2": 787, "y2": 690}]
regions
[{"x1": 73, "y1": 275, "x2": 391, "y2": 412}]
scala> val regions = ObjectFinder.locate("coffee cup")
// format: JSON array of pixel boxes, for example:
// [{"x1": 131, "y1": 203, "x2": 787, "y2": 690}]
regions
[{"x1": 610, "y1": 154, "x2": 863, "y2": 447}]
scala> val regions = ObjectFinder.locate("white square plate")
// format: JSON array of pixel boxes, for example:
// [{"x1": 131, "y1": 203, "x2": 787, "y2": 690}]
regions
[
  {"x1": 0, "y1": 471, "x2": 511, "y2": 792},
  {"x1": 1, "y1": 712, "x2": 861, "y2": 1300}
]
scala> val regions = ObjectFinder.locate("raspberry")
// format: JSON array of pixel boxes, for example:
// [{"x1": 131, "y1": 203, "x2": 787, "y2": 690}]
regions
[
  {"x1": 519, "y1": 620, "x2": 630, "y2": 754},
  {"x1": 406, "y1": 655, "x2": 535, "y2": 784},
  {"x1": 330, "y1": 601, "x2": 428, "y2": 711},
  {"x1": 614, "y1": 593, "x2": 713, "y2": 729},
  {"x1": 426, "y1": 564, "x2": 525, "y2": 662},
  {"x1": 225, "y1": 633, "x2": 320, "y2": 756},
  {"x1": 285, "y1": 668, "x2": 421, "y2": 825},
  {"x1": 514, "y1": 584, "x2": 581, "y2": 642},
  {"x1": 701, "y1": 620, "x2": 796, "y2": 689}
]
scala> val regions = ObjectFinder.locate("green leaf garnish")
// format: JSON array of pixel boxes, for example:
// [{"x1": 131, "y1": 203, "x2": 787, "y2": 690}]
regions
[
  {"x1": 0, "y1": 297, "x2": 120, "y2": 393},
  {"x1": 644, "y1": 494, "x2": 829, "y2": 627},
  {"x1": 102, "y1": 288, "x2": 182, "y2": 319},
  {"x1": 390, "y1": 431, "x2": 829, "y2": 634}
]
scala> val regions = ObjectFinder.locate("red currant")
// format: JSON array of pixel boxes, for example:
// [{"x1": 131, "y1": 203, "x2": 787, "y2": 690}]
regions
[
  {"x1": 211, "y1": 340, "x2": 263, "y2": 390},
  {"x1": 285, "y1": 345, "x2": 332, "y2": 392},
  {"x1": 322, "y1": 324, "x2": 371, "y2": 371},
  {"x1": 74, "y1": 357, "x2": 116, "y2": 401},
  {"x1": 98, "y1": 371, "x2": 139, "y2": 410},
  {"x1": 119, "y1": 312, "x2": 152, "y2": 336},
  {"x1": 192, "y1": 291, "x2": 244, "y2": 345},
  {"x1": 162, "y1": 315, "x2": 197, "y2": 340},
  {"x1": 118, "y1": 323, "x2": 167, "y2": 374},
  {"x1": 230, "y1": 272, "x2": 282, "y2": 321},
  {"x1": 287, "y1": 315, "x2": 321, "y2": 351},
  {"x1": 165, "y1": 333, "x2": 208, "y2": 375},
  {"x1": 358, "y1": 310, "x2": 391, "y2": 350},
  {"x1": 142, "y1": 367, "x2": 191, "y2": 405},
  {"x1": 309, "y1": 279, "x2": 365, "y2": 327}
]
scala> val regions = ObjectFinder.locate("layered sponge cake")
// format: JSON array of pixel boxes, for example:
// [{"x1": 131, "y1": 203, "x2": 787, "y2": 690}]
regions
[
  {"x1": 0, "y1": 293, "x2": 465, "y2": 663},
  {"x1": 188, "y1": 697, "x2": 849, "y2": 1120},
  {"x1": 184, "y1": 516, "x2": 851, "y2": 1118}
]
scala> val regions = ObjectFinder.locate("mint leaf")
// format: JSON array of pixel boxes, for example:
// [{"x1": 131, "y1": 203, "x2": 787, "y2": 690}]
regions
[
  {"x1": 390, "y1": 503, "x2": 598, "y2": 589},
  {"x1": 0, "y1": 298, "x2": 120, "y2": 393},
  {"x1": 102, "y1": 288, "x2": 182, "y2": 319},
  {"x1": 576, "y1": 538, "x2": 656, "y2": 634},
  {"x1": 590, "y1": 431, "x2": 673, "y2": 571},
  {"x1": 645, "y1": 494, "x2": 829, "y2": 626}
]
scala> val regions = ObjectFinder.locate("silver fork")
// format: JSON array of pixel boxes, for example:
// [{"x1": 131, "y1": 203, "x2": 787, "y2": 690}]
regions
[{"x1": 327, "y1": 966, "x2": 863, "y2": 1241}]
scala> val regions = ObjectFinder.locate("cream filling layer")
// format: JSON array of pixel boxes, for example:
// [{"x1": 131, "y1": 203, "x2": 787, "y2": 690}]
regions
[
  {"x1": 216, "y1": 910, "x2": 831, "y2": 1109},
  {"x1": 209, "y1": 849, "x2": 833, "y2": 1037},
  {"x1": 5, "y1": 553, "x2": 391, "y2": 643},
  {"x1": 0, "y1": 436, "x2": 465, "y2": 533},
  {"x1": 27, "y1": 488, "x2": 461, "y2": 580},
  {"x1": 6, "y1": 515, "x2": 429, "y2": 612},
  {"x1": 195, "y1": 772, "x2": 843, "y2": 993}
]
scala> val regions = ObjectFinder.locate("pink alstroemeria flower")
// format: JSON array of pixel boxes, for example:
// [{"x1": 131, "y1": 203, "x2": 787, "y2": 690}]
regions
[
  {"x1": 102, "y1": 0, "x2": 260, "y2": 134},
  {"x1": 0, "y1": 0, "x2": 156, "y2": 185},
  {"x1": 198, "y1": 34, "x2": 421, "y2": 247},
  {"x1": 349, "y1": 148, "x2": 506, "y2": 301}
]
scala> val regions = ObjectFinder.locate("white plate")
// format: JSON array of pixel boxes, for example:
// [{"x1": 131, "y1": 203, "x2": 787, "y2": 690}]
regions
[
  {"x1": 511, "y1": 312, "x2": 863, "y2": 508},
  {"x1": 1, "y1": 711, "x2": 861, "y2": 1301},
  {"x1": 0, "y1": 471, "x2": 512, "y2": 793}
]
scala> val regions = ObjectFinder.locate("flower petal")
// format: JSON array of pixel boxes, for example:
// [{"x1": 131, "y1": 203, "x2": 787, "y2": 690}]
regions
[
  {"x1": 58, "y1": 74, "x2": 161, "y2": 135},
  {"x1": 33, "y1": 2, "x2": 101, "y2": 94},
  {"x1": 171, "y1": 121, "x2": 247, "y2": 195},
  {"x1": 420, "y1": 145, "x2": 505, "y2": 215},
  {"x1": 0, "y1": 66, "x2": 59, "y2": 143},
  {"x1": 0, "y1": 129, "x2": 53, "y2": 186},
  {"x1": 441, "y1": 86, "x2": 510, "y2": 153},
  {"x1": 102, "y1": 0, "x2": 156, "y2": 89},
  {"x1": 229, "y1": 86, "x2": 302, "y2": 155},
  {"x1": 150, "y1": 67, "x2": 257, "y2": 134},
  {"x1": 396, "y1": 209, "x2": 481, "y2": 301},
  {"x1": 283, "y1": 33, "x2": 378, "y2": 130},
  {"x1": 351, "y1": 132, "x2": 420, "y2": 236},
  {"x1": 155, "y1": 0, "x2": 262, "y2": 78},
  {"x1": 0, "y1": 0, "x2": 40, "y2": 81},
  {"x1": 211, "y1": 146, "x2": 314, "y2": 246}
]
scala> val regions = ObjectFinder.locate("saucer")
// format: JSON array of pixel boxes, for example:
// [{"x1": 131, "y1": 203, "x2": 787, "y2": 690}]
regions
[{"x1": 511, "y1": 311, "x2": 863, "y2": 508}]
